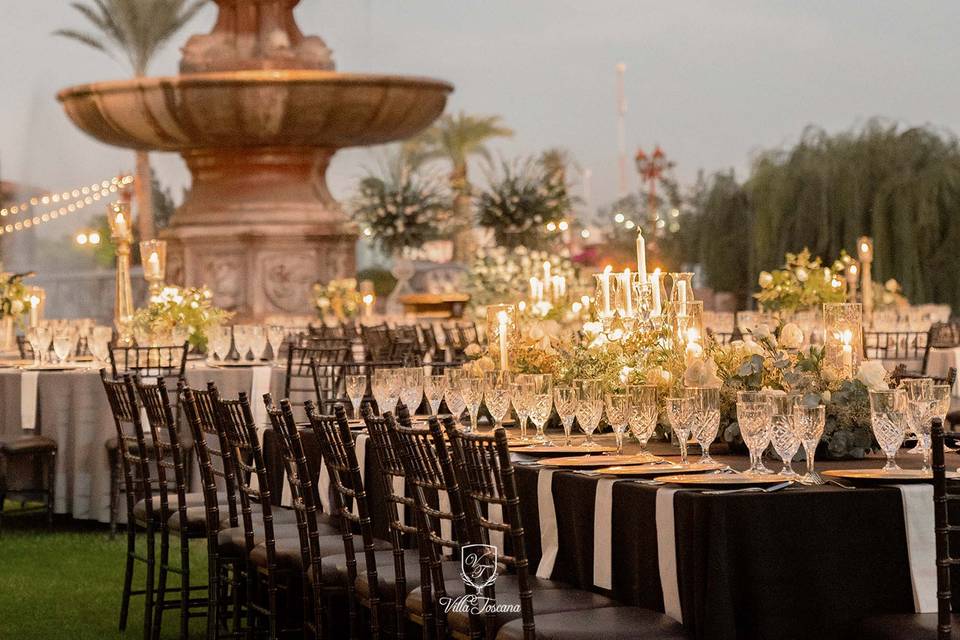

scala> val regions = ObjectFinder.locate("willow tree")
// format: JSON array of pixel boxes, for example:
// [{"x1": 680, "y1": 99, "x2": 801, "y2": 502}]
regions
[{"x1": 55, "y1": 0, "x2": 208, "y2": 240}]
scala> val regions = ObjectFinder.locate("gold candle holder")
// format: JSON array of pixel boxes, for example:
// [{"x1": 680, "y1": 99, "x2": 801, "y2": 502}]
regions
[
  {"x1": 108, "y1": 201, "x2": 135, "y2": 345},
  {"x1": 27, "y1": 286, "x2": 45, "y2": 328},
  {"x1": 823, "y1": 302, "x2": 863, "y2": 379},
  {"x1": 139, "y1": 239, "x2": 167, "y2": 300}
]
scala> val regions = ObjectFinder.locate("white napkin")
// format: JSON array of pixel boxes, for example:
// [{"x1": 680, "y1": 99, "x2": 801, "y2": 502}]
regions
[
  {"x1": 656, "y1": 487, "x2": 683, "y2": 624},
  {"x1": 20, "y1": 370, "x2": 39, "y2": 431},
  {"x1": 893, "y1": 483, "x2": 936, "y2": 613},
  {"x1": 489, "y1": 502, "x2": 505, "y2": 556},
  {"x1": 593, "y1": 478, "x2": 617, "y2": 589},
  {"x1": 350, "y1": 434, "x2": 368, "y2": 517},
  {"x1": 536, "y1": 469, "x2": 559, "y2": 579},
  {"x1": 391, "y1": 474, "x2": 406, "y2": 528},
  {"x1": 250, "y1": 365, "x2": 273, "y2": 433}
]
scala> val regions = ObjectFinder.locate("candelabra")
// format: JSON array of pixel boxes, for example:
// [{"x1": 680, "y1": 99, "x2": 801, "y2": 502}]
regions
[
  {"x1": 139, "y1": 239, "x2": 167, "y2": 300},
  {"x1": 108, "y1": 202, "x2": 135, "y2": 345}
]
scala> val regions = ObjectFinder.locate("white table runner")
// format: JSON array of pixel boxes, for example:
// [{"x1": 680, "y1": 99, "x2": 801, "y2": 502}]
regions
[
  {"x1": 892, "y1": 483, "x2": 936, "y2": 613},
  {"x1": 655, "y1": 487, "x2": 683, "y2": 624},
  {"x1": 593, "y1": 477, "x2": 617, "y2": 589},
  {"x1": 20, "y1": 370, "x2": 38, "y2": 430},
  {"x1": 536, "y1": 469, "x2": 559, "y2": 579}
]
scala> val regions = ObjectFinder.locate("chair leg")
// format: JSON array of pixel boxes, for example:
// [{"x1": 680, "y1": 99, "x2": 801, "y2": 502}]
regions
[
  {"x1": 153, "y1": 528, "x2": 170, "y2": 640},
  {"x1": 144, "y1": 524, "x2": 156, "y2": 640},
  {"x1": 180, "y1": 535, "x2": 191, "y2": 640},
  {"x1": 109, "y1": 454, "x2": 120, "y2": 539},
  {"x1": 119, "y1": 523, "x2": 136, "y2": 630},
  {"x1": 46, "y1": 452, "x2": 55, "y2": 528}
]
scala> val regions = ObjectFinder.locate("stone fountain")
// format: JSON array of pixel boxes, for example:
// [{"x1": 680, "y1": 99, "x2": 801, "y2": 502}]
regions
[{"x1": 57, "y1": 0, "x2": 452, "y2": 319}]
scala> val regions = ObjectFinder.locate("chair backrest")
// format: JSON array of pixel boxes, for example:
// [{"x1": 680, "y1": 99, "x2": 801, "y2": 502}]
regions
[
  {"x1": 391, "y1": 413, "x2": 469, "y2": 639},
  {"x1": 930, "y1": 322, "x2": 960, "y2": 349},
  {"x1": 134, "y1": 376, "x2": 189, "y2": 530},
  {"x1": 457, "y1": 321, "x2": 480, "y2": 347},
  {"x1": 100, "y1": 370, "x2": 154, "y2": 524},
  {"x1": 110, "y1": 343, "x2": 189, "y2": 379},
  {"x1": 893, "y1": 366, "x2": 957, "y2": 388},
  {"x1": 284, "y1": 344, "x2": 351, "y2": 418},
  {"x1": 305, "y1": 401, "x2": 381, "y2": 637},
  {"x1": 932, "y1": 418, "x2": 954, "y2": 640},
  {"x1": 445, "y1": 425, "x2": 535, "y2": 635},
  {"x1": 863, "y1": 330, "x2": 929, "y2": 371}
]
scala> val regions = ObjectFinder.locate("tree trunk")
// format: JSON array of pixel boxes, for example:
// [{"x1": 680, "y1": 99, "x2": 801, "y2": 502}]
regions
[{"x1": 134, "y1": 150, "x2": 155, "y2": 241}]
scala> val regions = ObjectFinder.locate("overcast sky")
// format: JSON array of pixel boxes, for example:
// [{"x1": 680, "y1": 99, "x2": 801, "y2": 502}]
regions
[{"x1": 2, "y1": 0, "x2": 959, "y2": 237}]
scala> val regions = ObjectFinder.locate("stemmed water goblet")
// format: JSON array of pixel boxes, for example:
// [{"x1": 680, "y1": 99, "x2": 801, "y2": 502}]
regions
[
  {"x1": 267, "y1": 325, "x2": 286, "y2": 363},
  {"x1": 767, "y1": 392, "x2": 801, "y2": 476},
  {"x1": 208, "y1": 325, "x2": 232, "y2": 363},
  {"x1": 687, "y1": 386, "x2": 721, "y2": 465},
  {"x1": 444, "y1": 368, "x2": 468, "y2": 425},
  {"x1": 88, "y1": 325, "x2": 113, "y2": 364},
  {"x1": 458, "y1": 376, "x2": 484, "y2": 433},
  {"x1": 372, "y1": 368, "x2": 397, "y2": 416},
  {"x1": 425, "y1": 374, "x2": 449, "y2": 416},
  {"x1": 27, "y1": 326, "x2": 52, "y2": 366},
  {"x1": 511, "y1": 377, "x2": 535, "y2": 442},
  {"x1": 526, "y1": 374, "x2": 554, "y2": 445},
  {"x1": 627, "y1": 384, "x2": 658, "y2": 457},
  {"x1": 574, "y1": 378, "x2": 603, "y2": 447},
  {"x1": 553, "y1": 385, "x2": 578, "y2": 446},
  {"x1": 399, "y1": 366, "x2": 425, "y2": 415},
  {"x1": 483, "y1": 371, "x2": 513, "y2": 432},
  {"x1": 249, "y1": 325, "x2": 268, "y2": 362},
  {"x1": 232, "y1": 325, "x2": 252, "y2": 361},
  {"x1": 736, "y1": 391, "x2": 774, "y2": 475},
  {"x1": 604, "y1": 392, "x2": 630, "y2": 455},
  {"x1": 52, "y1": 329, "x2": 75, "y2": 364},
  {"x1": 869, "y1": 388, "x2": 907, "y2": 472},
  {"x1": 346, "y1": 374, "x2": 367, "y2": 419},
  {"x1": 794, "y1": 403, "x2": 826, "y2": 484},
  {"x1": 901, "y1": 378, "x2": 933, "y2": 455},
  {"x1": 665, "y1": 395, "x2": 696, "y2": 465}
]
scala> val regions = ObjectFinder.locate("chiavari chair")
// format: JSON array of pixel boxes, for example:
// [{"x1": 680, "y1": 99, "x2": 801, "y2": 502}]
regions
[
  {"x1": 284, "y1": 343, "x2": 351, "y2": 420},
  {"x1": 135, "y1": 376, "x2": 209, "y2": 640},
  {"x1": 863, "y1": 330, "x2": 930, "y2": 374},
  {"x1": 445, "y1": 424, "x2": 689, "y2": 640},
  {"x1": 100, "y1": 371, "x2": 156, "y2": 640},
  {"x1": 442, "y1": 324, "x2": 468, "y2": 361},
  {"x1": 0, "y1": 433, "x2": 57, "y2": 531},
  {"x1": 418, "y1": 321, "x2": 447, "y2": 363},
  {"x1": 891, "y1": 366, "x2": 957, "y2": 389},
  {"x1": 930, "y1": 322, "x2": 960, "y2": 349},
  {"x1": 361, "y1": 324, "x2": 396, "y2": 361},
  {"x1": 457, "y1": 321, "x2": 480, "y2": 347},
  {"x1": 707, "y1": 329, "x2": 735, "y2": 346}
]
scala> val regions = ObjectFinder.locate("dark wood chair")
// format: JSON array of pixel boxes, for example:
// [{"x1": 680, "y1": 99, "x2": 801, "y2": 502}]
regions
[
  {"x1": 864, "y1": 330, "x2": 931, "y2": 374},
  {"x1": 100, "y1": 371, "x2": 156, "y2": 640},
  {"x1": 444, "y1": 424, "x2": 689, "y2": 640},
  {"x1": 284, "y1": 343, "x2": 351, "y2": 421},
  {"x1": 0, "y1": 434, "x2": 56, "y2": 530}
]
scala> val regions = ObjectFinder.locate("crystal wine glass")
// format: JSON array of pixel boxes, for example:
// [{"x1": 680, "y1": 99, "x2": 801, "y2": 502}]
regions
[
  {"x1": 526, "y1": 374, "x2": 554, "y2": 445},
  {"x1": 458, "y1": 376, "x2": 484, "y2": 433},
  {"x1": 627, "y1": 384, "x2": 658, "y2": 456},
  {"x1": 52, "y1": 329, "x2": 74, "y2": 364},
  {"x1": 483, "y1": 371, "x2": 514, "y2": 431},
  {"x1": 604, "y1": 392, "x2": 630, "y2": 455},
  {"x1": 574, "y1": 378, "x2": 603, "y2": 447},
  {"x1": 444, "y1": 368, "x2": 468, "y2": 425},
  {"x1": 249, "y1": 325, "x2": 268, "y2": 361},
  {"x1": 869, "y1": 388, "x2": 907, "y2": 472},
  {"x1": 232, "y1": 325, "x2": 252, "y2": 361},
  {"x1": 208, "y1": 325, "x2": 232, "y2": 362},
  {"x1": 901, "y1": 377, "x2": 933, "y2": 454},
  {"x1": 687, "y1": 386, "x2": 721, "y2": 465},
  {"x1": 371, "y1": 368, "x2": 395, "y2": 416},
  {"x1": 909, "y1": 385, "x2": 952, "y2": 473},
  {"x1": 267, "y1": 325, "x2": 286, "y2": 363},
  {"x1": 767, "y1": 392, "x2": 801, "y2": 476},
  {"x1": 553, "y1": 385, "x2": 578, "y2": 446},
  {"x1": 665, "y1": 396, "x2": 696, "y2": 465},
  {"x1": 425, "y1": 373, "x2": 449, "y2": 416},
  {"x1": 89, "y1": 325, "x2": 113, "y2": 364},
  {"x1": 346, "y1": 374, "x2": 367, "y2": 419},
  {"x1": 794, "y1": 403, "x2": 826, "y2": 484},
  {"x1": 399, "y1": 366, "x2": 425, "y2": 415},
  {"x1": 736, "y1": 391, "x2": 774, "y2": 475}
]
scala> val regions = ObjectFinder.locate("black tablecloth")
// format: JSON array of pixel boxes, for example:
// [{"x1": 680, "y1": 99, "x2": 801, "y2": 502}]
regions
[{"x1": 263, "y1": 426, "x2": 957, "y2": 640}]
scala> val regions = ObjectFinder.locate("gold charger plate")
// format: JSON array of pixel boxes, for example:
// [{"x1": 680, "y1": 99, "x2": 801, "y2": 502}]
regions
[
  {"x1": 20, "y1": 362, "x2": 90, "y2": 372},
  {"x1": 594, "y1": 462, "x2": 724, "y2": 477},
  {"x1": 511, "y1": 444, "x2": 617, "y2": 456},
  {"x1": 654, "y1": 472, "x2": 792, "y2": 487},
  {"x1": 822, "y1": 469, "x2": 960, "y2": 483},
  {"x1": 540, "y1": 453, "x2": 665, "y2": 468}
]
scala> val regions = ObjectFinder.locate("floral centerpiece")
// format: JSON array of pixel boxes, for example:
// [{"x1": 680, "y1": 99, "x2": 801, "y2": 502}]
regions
[
  {"x1": 872, "y1": 278, "x2": 909, "y2": 310},
  {"x1": 465, "y1": 245, "x2": 578, "y2": 313},
  {"x1": 313, "y1": 278, "x2": 362, "y2": 321},
  {"x1": 754, "y1": 249, "x2": 847, "y2": 312},
  {"x1": 130, "y1": 286, "x2": 231, "y2": 351},
  {"x1": 0, "y1": 273, "x2": 31, "y2": 321}
]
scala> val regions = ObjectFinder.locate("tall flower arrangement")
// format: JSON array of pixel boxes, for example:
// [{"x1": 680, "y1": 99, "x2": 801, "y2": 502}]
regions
[
  {"x1": 754, "y1": 249, "x2": 848, "y2": 312},
  {"x1": 464, "y1": 246, "x2": 578, "y2": 310},
  {"x1": 313, "y1": 278, "x2": 363, "y2": 321},
  {"x1": 130, "y1": 286, "x2": 231, "y2": 351}
]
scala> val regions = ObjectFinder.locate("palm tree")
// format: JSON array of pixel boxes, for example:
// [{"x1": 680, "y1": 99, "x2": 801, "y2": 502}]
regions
[
  {"x1": 413, "y1": 111, "x2": 513, "y2": 260},
  {"x1": 55, "y1": 0, "x2": 208, "y2": 241}
]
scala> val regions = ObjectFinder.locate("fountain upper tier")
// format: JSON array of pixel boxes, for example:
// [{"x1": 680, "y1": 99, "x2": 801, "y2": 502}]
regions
[{"x1": 57, "y1": 71, "x2": 452, "y2": 152}]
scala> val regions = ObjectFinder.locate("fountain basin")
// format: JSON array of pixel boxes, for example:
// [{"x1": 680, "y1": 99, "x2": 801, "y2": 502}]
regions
[{"x1": 57, "y1": 70, "x2": 453, "y2": 151}]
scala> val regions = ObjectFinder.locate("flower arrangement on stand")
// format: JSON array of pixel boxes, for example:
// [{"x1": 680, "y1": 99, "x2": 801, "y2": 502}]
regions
[
  {"x1": 464, "y1": 245, "x2": 580, "y2": 314},
  {"x1": 0, "y1": 273, "x2": 31, "y2": 321},
  {"x1": 313, "y1": 278, "x2": 363, "y2": 321},
  {"x1": 755, "y1": 249, "x2": 848, "y2": 313},
  {"x1": 130, "y1": 286, "x2": 231, "y2": 351}
]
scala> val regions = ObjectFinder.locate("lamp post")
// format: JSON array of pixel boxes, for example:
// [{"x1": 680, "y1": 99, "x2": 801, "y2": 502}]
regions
[
  {"x1": 139, "y1": 239, "x2": 167, "y2": 300},
  {"x1": 108, "y1": 201, "x2": 135, "y2": 345},
  {"x1": 857, "y1": 237, "x2": 874, "y2": 327}
]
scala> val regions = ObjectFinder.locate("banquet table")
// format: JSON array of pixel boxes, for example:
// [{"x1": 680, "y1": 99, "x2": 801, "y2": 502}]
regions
[
  {"x1": 0, "y1": 360, "x2": 285, "y2": 523},
  {"x1": 927, "y1": 346, "x2": 960, "y2": 397},
  {"x1": 275, "y1": 425, "x2": 960, "y2": 640}
]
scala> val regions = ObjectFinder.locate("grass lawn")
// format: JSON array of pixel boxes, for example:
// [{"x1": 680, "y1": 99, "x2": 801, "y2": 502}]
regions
[{"x1": 0, "y1": 504, "x2": 208, "y2": 640}]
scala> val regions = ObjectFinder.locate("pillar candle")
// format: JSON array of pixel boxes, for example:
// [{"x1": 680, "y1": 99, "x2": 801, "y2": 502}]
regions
[{"x1": 636, "y1": 230, "x2": 647, "y2": 284}]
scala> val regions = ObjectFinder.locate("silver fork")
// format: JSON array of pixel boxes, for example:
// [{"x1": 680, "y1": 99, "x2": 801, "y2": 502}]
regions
[{"x1": 701, "y1": 481, "x2": 793, "y2": 496}]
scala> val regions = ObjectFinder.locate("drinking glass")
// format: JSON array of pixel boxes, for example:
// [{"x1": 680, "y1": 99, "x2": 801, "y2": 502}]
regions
[
  {"x1": 483, "y1": 371, "x2": 514, "y2": 431},
  {"x1": 385, "y1": 368, "x2": 403, "y2": 416},
  {"x1": 89, "y1": 325, "x2": 113, "y2": 364},
  {"x1": 901, "y1": 377, "x2": 933, "y2": 454},
  {"x1": 459, "y1": 376, "x2": 484, "y2": 433},
  {"x1": 526, "y1": 374, "x2": 554, "y2": 445},
  {"x1": 267, "y1": 325, "x2": 286, "y2": 362},
  {"x1": 627, "y1": 385, "x2": 658, "y2": 455},
  {"x1": 909, "y1": 385, "x2": 952, "y2": 473},
  {"x1": 249, "y1": 325, "x2": 268, "y2": 361},
  {"x1": 52, "y1": 329, "x2": 74, "y2": 364},
  {"x1": 233, "y1": 325, "x2": 252, "y2": 361},
  {"x1": 511, "y1": 377, "x2": 535, "y2": 442},
  {"x1": 372, "y1": 368, "x2": 397, "y2": 416},
  {"x1": 686, "y1": 386, "x2": 721, "y2": 465},
  {"x1": 399, "y1": 366, "x2": 425, "y2": 415},
  {"x1": 604, "y1": 392, "x2": 630, "y2": 455},
  {"x1": 736, "y1": 391, "x2": 774, "y2": 475},
  {"x1": 794, "y1": 404, "x2": 826, "y2": 484},
  {"x1": 28, "y1": 326, "x2": 53, "y2": 366},
  {"x1": 767, "y1": 392, "x2": 801, "y2": 476},
  {"x1": 208, "y1": 325, "x2": 232, "y2": 362},
  {"x1": 869, "y1": 389, "x2": 907, "y2": 472},
  {"x1": 346, "y1": 374, "x2": 367, "y2": 418},
  {"x1": 553, "y1": 385, "x2": 578, "y2": 446},
  {"x1": 425, "y1": 374, "x2": 449, "y2": 416},
  {"x1": 444, "y1": 368, "x2": 468, "y2": 425},
  {"x1": 574, "y1": 378, "x2": 603, "y2": 447},
  {"x1": 665, "y1": 396, "x2": 696, "y2": 465}
]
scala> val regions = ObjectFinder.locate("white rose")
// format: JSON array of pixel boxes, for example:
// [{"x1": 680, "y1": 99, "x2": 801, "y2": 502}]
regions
[
  {"x1": 758, "y1": 271, "x2": 774, "y2": 288},
  {"x1": 684, "y1": 357, "x2": 721, "y2": 388},
  {"x1": 582, "y1": 321, "x2": 603, "y2": 336},
  {"x1": 884, "y1": 279, "x2": 899, "y2": 293},
  {"x1": 742, "y1": 338, "x2": 766, "y2": 357},
  {"x1": 856, "y1": 360, "x2": 888, "y2": 391},
  {"x1": 753, "y1": 324, "x2": 773, "y2": 341},
  {"x1": 822, "y1": 390, "x2": 832, "y2": 403},
  {"x1": 795, "y1": 267, "x2": 809, "y2": 282},
  {"x1": 779, "y1": 322, "x2": 804, "y2": 350},
  {"x1": 10, "y1": 299, "x2": 24, "y2": 314},
  {"x1": 464, "y1": 343, "x2": 482, "y2": 357}
]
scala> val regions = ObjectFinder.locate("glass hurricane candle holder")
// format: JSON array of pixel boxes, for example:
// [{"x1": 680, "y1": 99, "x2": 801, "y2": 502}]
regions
[
  {"x1": 823, "y1": 302, "x2": 863, "y2": 379},
  {"x1": 485, "y1": 304, "x2": 518, "y2": 371},
  {"x1": 139, "y1": 239, "x2": 167, "y2": 299},
  {"x1": 668, "y1": 272, "x2": 695, "y2": 306},
  {"x1": 666, "y1": 301, "x2": 704, "y2": 353}
]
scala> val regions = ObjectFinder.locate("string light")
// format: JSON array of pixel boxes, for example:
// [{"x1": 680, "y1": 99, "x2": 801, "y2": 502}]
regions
[{"x1": 0, "y1": 175, "x2": 133, "y2": 237}]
